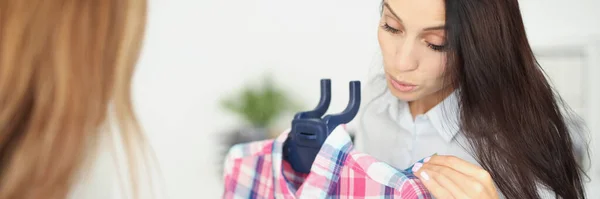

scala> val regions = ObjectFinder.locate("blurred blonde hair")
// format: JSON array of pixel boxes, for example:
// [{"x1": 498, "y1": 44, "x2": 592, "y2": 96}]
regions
[{"x1": 0, "y1": 0, "x2": 147, "y2": 198}]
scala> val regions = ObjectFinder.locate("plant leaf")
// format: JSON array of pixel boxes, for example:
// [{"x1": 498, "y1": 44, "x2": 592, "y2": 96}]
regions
[{"x1": 218, "y1": 74, "x2": 305, "y2": 128}]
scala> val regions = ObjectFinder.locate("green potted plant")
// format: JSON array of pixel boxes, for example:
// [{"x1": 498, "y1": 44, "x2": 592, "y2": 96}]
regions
[
  {"x1": 217, "y1": 74, "x2": 302, "y2": 172},
  {"x1": 220, "y1": 75, "x2": 301, "y2": 131}
]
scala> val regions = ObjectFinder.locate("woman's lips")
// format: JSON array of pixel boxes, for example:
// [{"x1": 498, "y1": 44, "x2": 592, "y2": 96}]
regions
[{"x1": 389, "y1": 77, "x2": 417, "y2": 92}]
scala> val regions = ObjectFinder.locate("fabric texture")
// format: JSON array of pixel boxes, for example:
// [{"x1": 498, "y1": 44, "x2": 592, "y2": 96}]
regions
[{"x1": 222, "y1": 126, "x2": 433, "y2": 199}]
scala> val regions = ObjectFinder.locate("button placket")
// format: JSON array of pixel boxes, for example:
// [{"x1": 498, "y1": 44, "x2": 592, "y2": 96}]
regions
[{"x1": 412, "y1": 115, "x2": 430, "y2": 161}]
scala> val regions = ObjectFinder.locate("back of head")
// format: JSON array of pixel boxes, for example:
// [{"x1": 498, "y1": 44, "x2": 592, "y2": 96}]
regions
[{"x1": 0, "y1": 0, "x2": 147, "y2": 198}]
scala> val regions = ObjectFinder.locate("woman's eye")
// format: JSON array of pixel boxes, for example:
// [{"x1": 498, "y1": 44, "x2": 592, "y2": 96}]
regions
[
  {"x1": 381, "y1": 23, "x2": 401, "y2": 34},
  {"x1": 427, "y1": 43, "x2": 446, "y2": 52}
]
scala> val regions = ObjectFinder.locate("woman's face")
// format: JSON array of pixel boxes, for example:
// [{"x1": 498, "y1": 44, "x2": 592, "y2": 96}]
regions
[{"x1": 378, "y1": 0, "x2": 449, "y2": 102}]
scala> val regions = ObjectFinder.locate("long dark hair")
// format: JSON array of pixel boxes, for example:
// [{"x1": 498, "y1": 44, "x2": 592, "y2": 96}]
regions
[{"x1": 442, "y1": 0, "x2": 588, "y2": 198}]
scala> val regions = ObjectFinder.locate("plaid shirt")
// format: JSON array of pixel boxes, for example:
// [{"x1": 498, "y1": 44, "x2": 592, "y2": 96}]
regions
[{"x1": 222, "y1": 126, "x2": 432, "y2": 199}]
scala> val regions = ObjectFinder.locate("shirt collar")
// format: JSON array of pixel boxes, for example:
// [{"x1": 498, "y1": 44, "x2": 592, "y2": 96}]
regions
[
  {"x1": 376, "y1": 90, "x2": 461, "y2": 143},
  {"x1": 271, "y1": 126, "x2": 353, "y2": 197},
  {"x1": 426, "y1": 91, "x2": 461, "y2": 142}
]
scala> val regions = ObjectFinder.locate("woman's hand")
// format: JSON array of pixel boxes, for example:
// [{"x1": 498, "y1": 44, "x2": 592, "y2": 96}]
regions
[{"x1": 411, "y1": 155, "x2": 500, "y2": 199}]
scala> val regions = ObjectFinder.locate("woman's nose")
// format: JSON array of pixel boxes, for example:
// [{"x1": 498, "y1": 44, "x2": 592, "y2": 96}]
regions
[{"x1": 394, "y1": 41, "x2": 418, "y2": 72}]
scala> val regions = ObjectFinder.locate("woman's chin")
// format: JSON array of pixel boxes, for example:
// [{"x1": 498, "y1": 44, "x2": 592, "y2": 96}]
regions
[{"x1": 388, "y1": 88, "x2": 422, "y2": 102}]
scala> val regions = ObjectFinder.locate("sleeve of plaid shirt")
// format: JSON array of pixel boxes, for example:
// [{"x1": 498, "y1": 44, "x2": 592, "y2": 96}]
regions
[{"x1": 222, "y1": 140, "x2": 275, "y2": 199}]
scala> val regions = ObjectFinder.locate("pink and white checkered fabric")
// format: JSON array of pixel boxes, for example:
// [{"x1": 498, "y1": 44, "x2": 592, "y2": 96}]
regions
[{"x1": 222, "y1": 126, "x2": 432, "y2": 199}]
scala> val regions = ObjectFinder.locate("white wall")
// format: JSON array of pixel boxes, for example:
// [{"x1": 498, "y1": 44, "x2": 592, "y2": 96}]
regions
[
  {"x1": 520, "y1": 0, "x2": 600, "y2": 47},
  {"x1": 126, "y1": 0, "x2": 600, "y2": 198}
]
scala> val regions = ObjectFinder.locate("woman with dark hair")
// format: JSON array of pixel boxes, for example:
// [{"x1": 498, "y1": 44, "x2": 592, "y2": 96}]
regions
[{"x1": 353, "y1": 0, "x2": 589, "y2": 198}]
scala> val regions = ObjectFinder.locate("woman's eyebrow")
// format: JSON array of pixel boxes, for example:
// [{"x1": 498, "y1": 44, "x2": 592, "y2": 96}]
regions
[
  {"x1": 384, "y1": 3, "x2": 445, "y2": 31},
  {"x1": 383, "y1": 3, "x2": 403, "y2": 23},
  {"x1": 423, "y1": 25, "x2": 445, "y2": 31}
]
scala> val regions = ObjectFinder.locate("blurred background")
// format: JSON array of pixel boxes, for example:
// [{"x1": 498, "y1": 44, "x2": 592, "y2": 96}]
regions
[{"x1": 110, "y1": 0, "x2": 600, "y2": 198}]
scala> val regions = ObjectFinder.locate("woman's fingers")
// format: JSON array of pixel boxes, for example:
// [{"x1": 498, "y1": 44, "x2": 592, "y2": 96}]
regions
[
  {"x1": 414, "y1": 155, "x2": 499, "y2": 199},
  {"x1": 421, "y1": 164, "x2": 476, "y2": 199},
  {"x1": 414, "y1": 167, "x2": 456, "y2": 199},
  {"x1": 426, "y1": 155, "x2": 493, "y2": 183}
]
